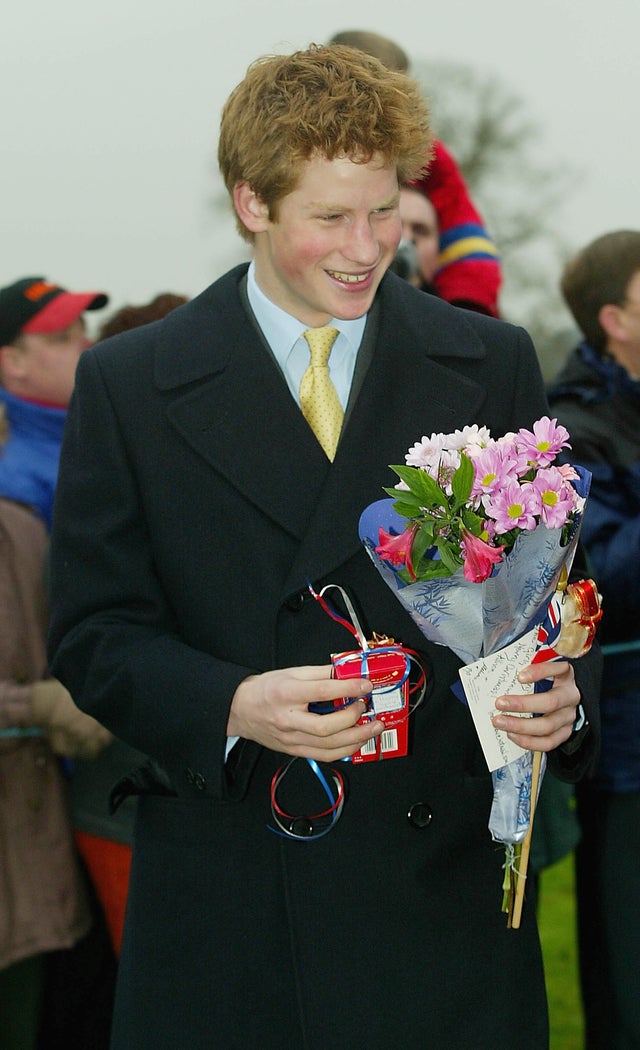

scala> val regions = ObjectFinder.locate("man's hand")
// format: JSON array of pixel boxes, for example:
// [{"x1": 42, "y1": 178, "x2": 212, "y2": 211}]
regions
[
  {"x1": 31, "y1": 679, "x2": 113, "y2": 759},
  {"x1": 228, "y1": 664, "x2": 382, "y2": 761},
  {"x1": 491, "y1": 658, "x2": 580, "y2": 752}
]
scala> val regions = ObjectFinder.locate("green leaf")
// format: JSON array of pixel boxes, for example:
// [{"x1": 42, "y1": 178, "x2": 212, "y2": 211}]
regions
[
  {"x1": 461, "y1": 507, "x2": 485, "y2": 535},
  {"x1": 435, "y1": 538, "x2": 462, "y2": 574},
  {"x1": 451, "y1": 453, "x2": 474, "y2": 506},
  {"x1": 382, "y1": 488, "x2": 426, "y2": 518},
  {"x1": 411, "y1": 524, "x2": 434, "y2": 565},
  {"x1": 390, "y1": 465, "x2": 449, "y2": 510},
  {"x1": 416, "y1": 519, "x2": 436, "y2": 545},
  {"x1": 414, "y1": 559, "x2": 455, "y2": 580}
]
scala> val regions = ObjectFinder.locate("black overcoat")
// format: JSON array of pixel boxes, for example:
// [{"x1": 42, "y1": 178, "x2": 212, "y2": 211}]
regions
[{"x1": 48, "y1": 267, "x2": 600, "y2": 1049}]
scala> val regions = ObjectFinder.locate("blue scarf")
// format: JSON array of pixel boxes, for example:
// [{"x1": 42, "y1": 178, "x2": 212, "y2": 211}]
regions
[
  {"x1": 0, "y1": 388, "x2": 67, "y2": 531},
  {"x1": 579, "y1": 341, "x2": 640, "y2": 400}
]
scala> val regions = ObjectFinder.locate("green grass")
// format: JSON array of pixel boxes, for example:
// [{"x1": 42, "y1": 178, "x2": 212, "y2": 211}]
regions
[{"x1": 538, "y1": 852, "x2": 584, "y2": 1050}]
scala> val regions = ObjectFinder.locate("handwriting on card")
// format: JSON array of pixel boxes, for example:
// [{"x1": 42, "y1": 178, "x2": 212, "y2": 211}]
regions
[{"x1": 458, "y1": 629, "x2": 538, "y2": 772}]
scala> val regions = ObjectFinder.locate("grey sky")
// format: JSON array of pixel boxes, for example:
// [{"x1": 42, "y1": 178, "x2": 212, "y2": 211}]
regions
[{"x1": 2, "y1": 0, "x2": 637, "y2": 326}]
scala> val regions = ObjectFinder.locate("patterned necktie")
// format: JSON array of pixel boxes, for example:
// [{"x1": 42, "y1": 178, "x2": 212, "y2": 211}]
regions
[{"x1": 299, "y1": 326, "x2": 343, "y2": 460}]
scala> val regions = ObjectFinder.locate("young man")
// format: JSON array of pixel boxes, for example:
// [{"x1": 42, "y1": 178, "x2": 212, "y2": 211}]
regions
[
  {"x1": 48, "y1": 45, "x2": 599, "y2": 1049},
  {"x1": 548, "y1": 230, "x2": 640, "y2": 1050}
]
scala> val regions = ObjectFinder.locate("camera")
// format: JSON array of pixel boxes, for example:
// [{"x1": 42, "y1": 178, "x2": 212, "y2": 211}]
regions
[{"x1": 389, "y1": 238, "x2": 420, "y2": 282}]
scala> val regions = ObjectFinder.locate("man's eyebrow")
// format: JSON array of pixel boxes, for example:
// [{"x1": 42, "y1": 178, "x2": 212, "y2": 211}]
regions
[
  {"x1": 378, "y1": 192, "x2": 401, "y2": 209},
  {"x1": 306, "y1": 193, "x2": 401, "y2": 212}
]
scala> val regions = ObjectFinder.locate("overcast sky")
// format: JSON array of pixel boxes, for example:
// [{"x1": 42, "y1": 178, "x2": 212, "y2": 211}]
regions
[{"x1": 2, "y1": 0, "x2": 637, "y2": 329}]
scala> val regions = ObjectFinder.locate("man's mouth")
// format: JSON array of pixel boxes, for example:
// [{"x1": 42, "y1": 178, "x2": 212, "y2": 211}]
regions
[{"x1": 327, "y1": 270, "x2": 370, "y2": 284}]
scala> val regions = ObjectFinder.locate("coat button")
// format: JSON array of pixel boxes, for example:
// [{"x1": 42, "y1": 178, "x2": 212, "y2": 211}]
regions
[
  {"x1": 185, "y1": 768, "x2": 206, "y2": 791},
  {"x1": 407, "y1": 802, "x2": 432, "y2": 828},
  {"x1": 289, "y1": 817, "x2": 314, "y2": 837},
  {"x1": 285, "y1": 590, "x2": 307, "y2": 612}
]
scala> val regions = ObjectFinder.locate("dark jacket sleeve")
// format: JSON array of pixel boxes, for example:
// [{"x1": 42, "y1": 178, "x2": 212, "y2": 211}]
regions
[{"x1": 47, "y1": 348, "x2": 255, "y2": 804}]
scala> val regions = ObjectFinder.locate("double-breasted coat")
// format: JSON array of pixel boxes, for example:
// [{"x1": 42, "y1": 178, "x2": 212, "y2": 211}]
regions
[{"x1": 48, "y1": 267, "x2": 600, "y2": 1049}]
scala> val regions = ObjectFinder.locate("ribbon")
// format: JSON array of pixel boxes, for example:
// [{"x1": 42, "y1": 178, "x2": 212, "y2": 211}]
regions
[{"x1": 268, "y1": 583, "x2": 427, "y2": 841}]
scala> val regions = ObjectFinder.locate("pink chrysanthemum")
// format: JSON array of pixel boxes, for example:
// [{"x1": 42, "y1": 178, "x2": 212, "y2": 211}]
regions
[
  {"x1": 470, "y1": 443, "x2": 519, "y2": 499},
  {"x1": 527, "y1": 468, "x2": 577, "y2": 528},
  {"x1": 483, "y1": 479, "x2": 539, "y2": 534},
  {"x1": 515, "y1": 416, "x2": 571, "y2": 467}
]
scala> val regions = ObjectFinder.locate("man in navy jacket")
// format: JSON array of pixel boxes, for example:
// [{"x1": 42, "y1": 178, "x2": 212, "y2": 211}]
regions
[
  {"x1": 549, "y1": 229, "x2": 640, "y2": 1050},
  {"x1": 48, "y1": 44, "x2": 600, "y2": 1050}
]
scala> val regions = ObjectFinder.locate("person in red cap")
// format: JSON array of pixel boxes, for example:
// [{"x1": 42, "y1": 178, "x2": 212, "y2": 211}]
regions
[
  {"x1": 0, "y1": 276, "x2": 107, "y2": 526},
  {"x1": 0, "y1": 276, "x2": 108, "y2": 429},
  {"x1": 0, "y1": 275, "x2": 112, "y2": 1049}
]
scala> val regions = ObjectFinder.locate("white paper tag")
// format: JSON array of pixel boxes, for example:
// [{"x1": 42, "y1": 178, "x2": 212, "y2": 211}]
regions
[
  {"x1": 371, "y1": 684, "x2": 405, "y2": 715},
  {"x1": 458, "y1": 628, "x2": 538, "y2": 772}
]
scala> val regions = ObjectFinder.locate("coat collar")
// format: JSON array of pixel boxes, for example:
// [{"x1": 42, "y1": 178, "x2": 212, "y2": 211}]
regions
[{"x1": 157, "y1": 267, "x2": 490, "y2": 591}]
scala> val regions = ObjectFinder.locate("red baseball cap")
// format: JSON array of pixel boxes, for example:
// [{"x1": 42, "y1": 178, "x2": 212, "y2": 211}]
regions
[{"x1": 0, "y1": 276, "x2": 108, "y2": 345}]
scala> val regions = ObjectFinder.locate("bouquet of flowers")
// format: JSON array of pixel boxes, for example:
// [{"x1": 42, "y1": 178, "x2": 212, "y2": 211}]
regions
[{"x1": 358, "y1": 417, "x2": 597, "y2": 924}]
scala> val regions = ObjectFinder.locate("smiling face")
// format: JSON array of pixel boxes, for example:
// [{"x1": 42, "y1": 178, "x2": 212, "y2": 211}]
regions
[{"x1": 235, "y1": 152, "x2": 401, "y2": 326}]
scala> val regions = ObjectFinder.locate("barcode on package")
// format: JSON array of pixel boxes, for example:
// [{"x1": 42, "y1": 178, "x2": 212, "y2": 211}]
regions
[
  {"x1": 380, "y1": 729, "x2": 398, "y2": 753},
  {"x1": 359, "y1": 728, "x2": 399, "y2": 757}
]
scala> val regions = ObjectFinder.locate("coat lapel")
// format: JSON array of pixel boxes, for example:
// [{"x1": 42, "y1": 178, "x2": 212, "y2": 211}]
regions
[
  {"x1": 158, "y1": 268, "x2": 333, "y2": 541},
  {"x1": 156, "y1": 268, "x2": 490, "y2": 594}
]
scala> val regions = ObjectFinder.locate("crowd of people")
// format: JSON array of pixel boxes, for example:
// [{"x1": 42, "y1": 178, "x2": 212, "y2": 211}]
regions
[{"x1": 0, "y1": 27, "x2": 636, "y2": 1050}]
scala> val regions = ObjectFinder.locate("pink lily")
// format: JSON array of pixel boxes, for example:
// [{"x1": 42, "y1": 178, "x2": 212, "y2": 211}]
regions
[
  {"x1": 375, "y1": 523, "x2": 419, "y2": 579},
  {"x1": 461, "y1": 528, "x2": 505, "y2": 583}
]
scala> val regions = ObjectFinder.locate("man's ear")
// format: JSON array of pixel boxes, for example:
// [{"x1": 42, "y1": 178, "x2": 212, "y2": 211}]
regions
[
  {"x1": 598, "y1": 303, "x2": 626, "y2": 344},
  {"x1": 233, "y1": 182, "x2": 270, "y2": 234},
  {"x1": 0, "y1": 343, "x2": 26, "y2": 384}
]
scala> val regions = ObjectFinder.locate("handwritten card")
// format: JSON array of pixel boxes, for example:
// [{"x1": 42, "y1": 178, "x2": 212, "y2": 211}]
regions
[{"x1": 458, "y1": 628, "x2": 538, "y2": 772}]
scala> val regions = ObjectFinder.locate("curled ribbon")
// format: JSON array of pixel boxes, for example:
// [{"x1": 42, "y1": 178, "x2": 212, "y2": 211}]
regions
[{"x1": 268, "y1": 583, "x2": 427, "y2": 841}]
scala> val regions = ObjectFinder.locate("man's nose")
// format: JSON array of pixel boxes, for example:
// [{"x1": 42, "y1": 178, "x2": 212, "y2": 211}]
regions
[{"x1": 343, "y1": 219, "x2": 380, "y2": 265}]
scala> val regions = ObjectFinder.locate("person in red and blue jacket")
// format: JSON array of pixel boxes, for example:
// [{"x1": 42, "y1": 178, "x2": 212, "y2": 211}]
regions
[{"x1": 330, "y1": 30, "x2": 502, "y2": 317}]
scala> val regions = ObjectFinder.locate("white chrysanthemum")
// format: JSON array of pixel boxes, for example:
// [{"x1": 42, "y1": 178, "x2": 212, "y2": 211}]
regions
[
  {"x1": 447, "y1": 424, "x2": 492, "y2": 451},
  {"x1": 405, "y1": 432, "x2": 448, "y2": 467}
]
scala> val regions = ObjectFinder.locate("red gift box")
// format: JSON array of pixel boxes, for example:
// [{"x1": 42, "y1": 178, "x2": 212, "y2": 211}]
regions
[{"x1": 331, "y1": 646, "x2": 410, "y2": 763}]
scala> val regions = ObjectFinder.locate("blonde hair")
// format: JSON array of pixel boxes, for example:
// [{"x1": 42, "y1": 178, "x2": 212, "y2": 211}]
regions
[{"x1": 218, "y1": 43, "x2": 432, "y2": 242}]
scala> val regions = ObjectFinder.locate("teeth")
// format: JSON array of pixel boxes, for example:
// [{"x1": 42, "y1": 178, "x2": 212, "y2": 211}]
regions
[{"x1": 328, "y1": 270, "x2": 368, "y2": 284}]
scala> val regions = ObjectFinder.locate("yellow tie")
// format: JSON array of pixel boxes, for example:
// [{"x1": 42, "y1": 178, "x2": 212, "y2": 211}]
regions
[{"x1": 299, "y1": 326, "x2": 343, "y2": 461}]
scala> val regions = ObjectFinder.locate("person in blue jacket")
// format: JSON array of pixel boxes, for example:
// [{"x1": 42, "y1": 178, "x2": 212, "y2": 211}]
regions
[{"x1": 548, "y1": 229, "x2": 640, "y2": 1050}]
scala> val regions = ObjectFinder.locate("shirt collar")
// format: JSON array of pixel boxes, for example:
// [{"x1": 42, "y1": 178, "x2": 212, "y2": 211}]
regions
[{"x1": 246, "y1": 260, "x2": 366, "y2": 366}]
